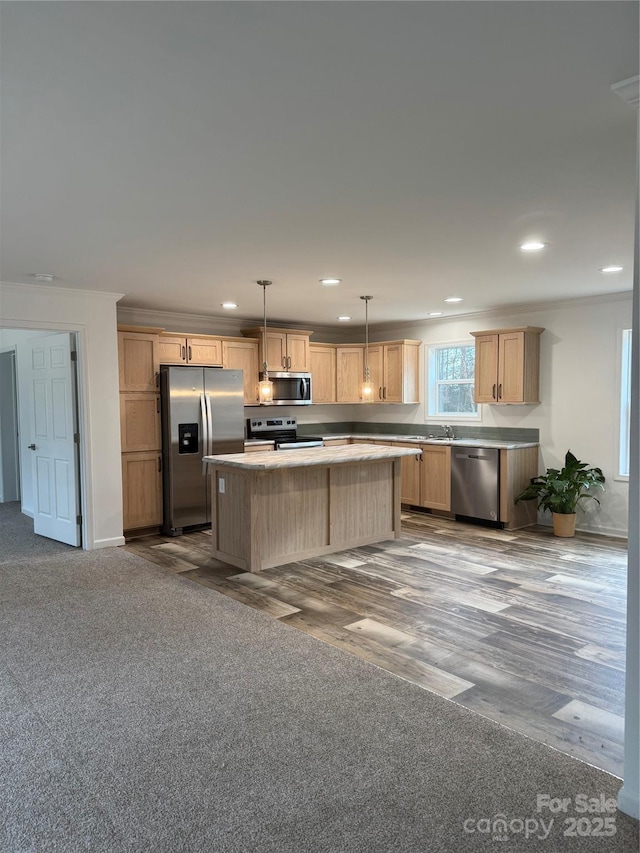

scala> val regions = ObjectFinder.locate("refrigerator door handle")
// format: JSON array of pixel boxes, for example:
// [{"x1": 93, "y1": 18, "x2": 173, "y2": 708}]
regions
[
  {"x1": 200, "y1": 393, "x2": 208, "y2": 474},
  {"x1": 205, "y1": 393, "x2": 214, "y2": 457}
]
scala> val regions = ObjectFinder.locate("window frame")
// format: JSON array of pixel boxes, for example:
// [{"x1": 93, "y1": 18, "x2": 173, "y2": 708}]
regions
[{"x1": 425, "y1": 339, "x2": 481, "y2": 423}]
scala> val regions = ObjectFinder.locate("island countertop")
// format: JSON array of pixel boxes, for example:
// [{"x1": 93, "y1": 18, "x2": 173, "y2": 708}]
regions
[{"x1": 204, "y1": 443, "x2": 421, "y2": 471}]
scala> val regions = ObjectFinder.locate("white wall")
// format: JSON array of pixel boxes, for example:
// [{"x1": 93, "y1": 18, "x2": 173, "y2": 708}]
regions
[
  {"x1": 0, "y1": 282, "x2": 125, "y2": 549},
  {"x1": 363, "y1": 293, "x2": 632, "y2": 537}
]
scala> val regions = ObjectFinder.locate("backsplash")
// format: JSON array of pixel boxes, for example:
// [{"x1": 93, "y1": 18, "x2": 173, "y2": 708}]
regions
[{"x1": 298, "y1": 421, "x2": 539, "y2": 443}]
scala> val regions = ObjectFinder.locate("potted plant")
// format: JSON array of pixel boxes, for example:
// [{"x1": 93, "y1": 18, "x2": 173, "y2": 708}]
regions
[{"x1": 515, "y1": 450, "x2": 605, "y2": 537}]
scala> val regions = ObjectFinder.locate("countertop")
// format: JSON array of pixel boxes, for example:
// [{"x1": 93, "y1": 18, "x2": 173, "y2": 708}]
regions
[
  {"x1": 207, "y1": 444, "x2": 421, "y2": 470},
  {"x1": 320, "y1": 433, "x2": 538, "y2": 450}
]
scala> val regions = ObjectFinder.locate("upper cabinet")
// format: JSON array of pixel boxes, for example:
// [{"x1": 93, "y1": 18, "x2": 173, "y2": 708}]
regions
[
  {"x1": 336, "y1": 345, "x2": 365, "y2": 402},
  {"x1": 367, "y1": 341, "x2": 421, "y2": 403},
  {"x1": 118, "y1": 329, "x2": 160, "y2": 392},
  {"x1": 242, "y1": 327, "x2": 311, "y2": 372},
  {"x1": 470, "y1": 327, "x2": 544, "y2": 404},
  {"x1": 159, "y1": 334, "x2": 222, "y2": 366},
  {"x1": 222, "y1": 338, "x2": 260, "y2": 405},
  {"x1": 309, "y1": 344, "x2": 337, "y2": 403}
]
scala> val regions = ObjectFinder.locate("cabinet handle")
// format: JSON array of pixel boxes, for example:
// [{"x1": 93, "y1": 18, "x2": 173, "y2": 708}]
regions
[
  {"x1": 157, "y1": 397, "x2": 160, "y2": 414},
  {"x1": 379, "y1": 386, "x2": 383, "y2": 399},
  {"x1": 498, "y1": 383, "x2": 502, "y2": 399},
  {"x1": 415, "y1": 454, "x2": 421, "y2": 461},
  {"x1": 492, "y1": 383, "x2": 496, "y2": 399},
  {"x1": 188, "y1": 346, "x2": 192, "y2": 361},
  {"x1": 182, "y1": 346, "x2": 186, "y2": 361},
  {"x1": 158, "y1": 456, "x2": 162, "y2": 473},
  {"x1": 383, "y1": 386, "x2": 387, "y2": 399},
  {"x1": 287, "y1": 355, "x2": 291, "y2": 370}
]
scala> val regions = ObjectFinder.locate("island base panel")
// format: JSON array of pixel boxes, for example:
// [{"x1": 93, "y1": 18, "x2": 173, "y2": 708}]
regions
[{"x1": 211, "y1": 459, "x2": 401, "y2": 572}]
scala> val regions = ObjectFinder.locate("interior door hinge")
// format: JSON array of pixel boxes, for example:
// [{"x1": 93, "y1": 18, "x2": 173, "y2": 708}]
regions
[
  {"x1": 74, "y1": 433, "x2": 80, "y2": 444},
  {"x1": 71, "y1": 350, "x2": 78, "y2": 362},
  {"x1": 76, "y1": 514, "x2": 82, "y2": 525}
]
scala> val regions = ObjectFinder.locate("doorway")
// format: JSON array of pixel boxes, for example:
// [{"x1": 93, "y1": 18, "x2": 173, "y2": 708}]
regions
[{"x1": 0, "y1": 328, "x2": 82, "y2": 547}]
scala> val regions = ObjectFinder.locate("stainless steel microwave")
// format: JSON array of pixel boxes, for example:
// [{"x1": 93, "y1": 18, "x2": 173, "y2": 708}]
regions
[{"x1": 262, "y1": 372, "x2": 312, "y2": 405}]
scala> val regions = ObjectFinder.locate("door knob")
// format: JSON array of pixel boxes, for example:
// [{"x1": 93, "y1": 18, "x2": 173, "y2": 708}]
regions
[{"x1": 28, "y1": 444, "x2": 36, "y2": 450}]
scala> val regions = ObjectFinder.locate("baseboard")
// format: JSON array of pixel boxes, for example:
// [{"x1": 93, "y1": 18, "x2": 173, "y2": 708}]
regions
[
  {"x1": 538, "y1": 520, "x2": 628, "y2": 540},
  {"x1": 617, "y1": 784, "x2": 640, "y2": 819},
  {"x1": 90, "y1": 536, "x2": 126, "y2": 550}
]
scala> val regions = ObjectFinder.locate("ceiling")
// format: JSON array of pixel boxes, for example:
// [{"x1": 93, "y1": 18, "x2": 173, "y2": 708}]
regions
[{"x1": 1, "y1": 2, "x2": 638, "y2": 329}]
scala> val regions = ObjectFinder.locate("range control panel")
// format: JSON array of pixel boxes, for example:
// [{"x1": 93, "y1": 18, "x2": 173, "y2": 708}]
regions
[{"x1": 247, "y1": 416, "x2": 297, "y2": 435}]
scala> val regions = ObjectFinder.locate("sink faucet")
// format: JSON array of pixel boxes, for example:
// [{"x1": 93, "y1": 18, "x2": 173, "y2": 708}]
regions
[{"x1": 442, "y1": 424, "x2": 455, "y2": 439}]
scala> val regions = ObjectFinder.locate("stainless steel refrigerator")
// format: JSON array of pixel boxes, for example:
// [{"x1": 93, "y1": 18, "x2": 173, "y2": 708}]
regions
[{"x1": 160, "y1": 366, "x2": 244, "y2": 535}]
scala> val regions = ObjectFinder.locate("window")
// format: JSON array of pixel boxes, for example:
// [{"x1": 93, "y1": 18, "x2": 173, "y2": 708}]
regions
[
  {"x1": 619, "y1": 329, "x2": 632, "y2": 478},
  {"x1": 427, "y1": 342, "x2": 478, "y2": 420}
]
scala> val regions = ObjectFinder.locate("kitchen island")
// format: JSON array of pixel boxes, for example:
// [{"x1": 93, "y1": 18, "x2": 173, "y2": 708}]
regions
[{"x1": 203, "y1": 444, "x2": 420, "y2": 572}]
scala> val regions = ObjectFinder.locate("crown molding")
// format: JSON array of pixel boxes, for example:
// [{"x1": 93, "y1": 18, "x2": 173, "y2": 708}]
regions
[
  {"x1": 0, "y1": 280, "x2": 124, "y2": 302},
  {"x1": 365, "y1": 290, "x2": 633, "y2": 334}
]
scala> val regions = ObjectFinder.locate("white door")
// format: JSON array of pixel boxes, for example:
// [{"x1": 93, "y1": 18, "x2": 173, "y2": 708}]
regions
[{"x1": 26, "y1": 333, "x2": 80, "y2": 545}]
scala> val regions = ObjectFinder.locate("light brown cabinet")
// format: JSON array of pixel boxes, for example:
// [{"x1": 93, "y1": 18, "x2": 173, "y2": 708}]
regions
[
  {"x1": 309, "y1": 344, "x2": 337, "y2": 403},
  {"x1": 243, "y1": 327, "x2": 311, "y2": 372},
  {"x1": 392, "y1": 442, "x2": 451, "y2": 511},
  {"x1": 118, "y1": 327, "x2": 164, "y2": 533},
  {"x1": 121, "y1": 451, "x2": 163, "y2": 530},
  {"x1": 120, "y1": 393, "x2": 162, "y2": 452},
  {"x1": 336, "y1": 345, "x2": 365, "y2": 402},
  {"x1": 222, "y1": 339, "x2": 260, "y2": 405},
  {"x1": 323, "y1": 438, "x2": 349, "y2": 447},
  {"x1": 470, "y1": 327, "x2": 543, "y2": 404},
  {"x1": 159, "y1": 334, "x2": 222, "y2": 366},
  {"x1": 367, "y1": 341, "x2": 421, "y2": 403},
  {"x1": 330, "y1": 340, "x2": 421, "y2": 404},
  {"x1": 118, "y1": 330, "x2": 160, "y2": 392}
]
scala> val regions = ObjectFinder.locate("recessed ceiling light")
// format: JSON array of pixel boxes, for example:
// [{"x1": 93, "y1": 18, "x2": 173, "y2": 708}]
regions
[
  {"x1": 337, "y1": 315, "x2": 351, "y2": 321},
  {"x1": 443, "y1": 297, "x2": 463, "y2": 303},
  {"x1": 221, "y1": 302, "x2": 238, "y2": 309},
  {"x1": 600, "y1": 265, "x2": 624, "y2": 273},
  {"x1": 520, "y1": 241, "x2": 548, "y2": 252},
  {"x1": 31, "y1": 273, "x2": 55, "y2": 282},
  {"x1": 320, "y1": 278, "x2": 342, "y2": 286},
  {"x1": 428, "y1": 311, "x2": 444, "y2": 317}
]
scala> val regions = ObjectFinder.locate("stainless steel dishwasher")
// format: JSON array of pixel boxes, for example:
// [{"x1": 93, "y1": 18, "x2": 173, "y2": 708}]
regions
[{"x1": 450, "y1": 446, "x2": 500, "y2": 522}]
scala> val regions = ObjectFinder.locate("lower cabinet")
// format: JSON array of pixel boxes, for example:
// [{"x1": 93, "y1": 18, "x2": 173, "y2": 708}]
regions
[
  {"x1": 323, "y1": 439, "x2": 349, "y2": 447},
  {"x1": 122, "y1": 451, "x2": 163, "y2": 530},
  {"x1": 393, "y1": 442, "x2": 451, "y2": 511}
]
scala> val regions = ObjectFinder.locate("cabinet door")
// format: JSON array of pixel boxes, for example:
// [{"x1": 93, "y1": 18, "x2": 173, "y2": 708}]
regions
[
  {"x1": 336, "y1": 347, "x2": 364, "y2": 402},
  {"x1": 474, "y1": 334, "x2": 499, "y2": 403},
  {"x1": 310, "y1": 345, "x2": 336, "y2": 403},
  {"x1": 122, "y1": 451, "x2": 163, "y2": 530},
  {"x1": 286, "y1": 334, "x2": 310, "y2": 372},
  {"x1": 382, "y1": 343, "x2": 404, "y2": 402},
  {"x1": 158, "y1": 336, "x2": 187, "y2": 365},
  {"x1": 187, "y1": 337, "x2": 222, "y2": 366},
  {"x1": 264, "y1": 333, "x2": 287, "y2": 371},
  {"x1": 394, "y1": 442, "x2": 421, "y2": 504},
  {"x1": 420, "y1": 445, "x2": 451, "y2": 511},
  {"x1": 366, "y1": 345, "x2": 384, "y2": 401},
  {"x1": 118, "y1": 332, "x2": 159, "y2": 392},
  {"x1": 222, "y1": 340, "x2": 259, "y2": 404},
  {"x1": 497, "y1": 331, "x2": 525, "y2": 402},
  {"x1": 322, "y1": 439, "x2": 349, "y2": 447},
  {"x1": 120, "y1": 393, "x2": 161, "y2": 452}
]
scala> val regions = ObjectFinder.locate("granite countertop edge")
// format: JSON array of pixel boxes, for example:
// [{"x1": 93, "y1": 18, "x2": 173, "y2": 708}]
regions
[{"x1": 312, "y1": 434, "x2": 539, "y2": 450}]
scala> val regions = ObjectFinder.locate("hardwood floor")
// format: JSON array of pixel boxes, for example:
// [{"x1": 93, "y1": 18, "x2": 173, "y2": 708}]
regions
[{"x1": 125, "y1": 511, "x2": 627, "y2": 777}]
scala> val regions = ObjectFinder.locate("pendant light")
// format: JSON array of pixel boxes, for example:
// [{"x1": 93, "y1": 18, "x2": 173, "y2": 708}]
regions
[
  {"x1": 360, "y1": 295, "x2": 374, "y2": 401},
  {"x1": 257, "y1": 280, "x2": 273, "y2": 404}
]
